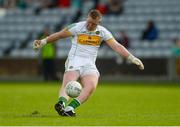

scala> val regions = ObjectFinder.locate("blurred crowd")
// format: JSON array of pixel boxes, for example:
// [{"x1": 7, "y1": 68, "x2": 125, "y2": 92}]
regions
[
  {"x1": 0, "y1": 0, "x2": 73, "y2": 9},
  {"x1": 5, "y1": 0, "x2": 178, "y2": 47},
  {"x1": 0, "y1": 0, "x2": 125, "y2": 15},
  {"x1": 0, "y1": 0, "x2": 163, "y2": 47},
  {"x1": 0, "y1": 0, "x2": 163, "y2": 50}
]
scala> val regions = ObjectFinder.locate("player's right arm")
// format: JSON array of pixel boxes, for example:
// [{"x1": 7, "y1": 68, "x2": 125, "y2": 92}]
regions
[
  {"x1": 46, "y1": 28, "x2": 73, "y2": 42},
  {"x1": 33, "y1": 28, "x2": 72, "y2": 50}
]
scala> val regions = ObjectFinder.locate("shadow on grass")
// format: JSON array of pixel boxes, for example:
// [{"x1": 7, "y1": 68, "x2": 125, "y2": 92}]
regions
[{"x1": 0, "y1": 111, "x2": 59, "y2": 118}]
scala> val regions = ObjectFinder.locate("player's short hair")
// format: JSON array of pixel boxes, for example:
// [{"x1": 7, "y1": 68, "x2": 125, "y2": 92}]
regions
[{"x1": 88, "y1": 10, "x2": 102, "y2": 20}]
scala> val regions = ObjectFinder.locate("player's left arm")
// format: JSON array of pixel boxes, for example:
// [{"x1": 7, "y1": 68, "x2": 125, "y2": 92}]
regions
[{"x1": 106, "y1": 38, "x2": 144, "y2": 70}]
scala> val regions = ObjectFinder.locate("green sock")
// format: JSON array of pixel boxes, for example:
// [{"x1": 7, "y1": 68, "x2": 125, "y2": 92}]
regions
[
  {"x1": 68, "y1": 98, "x2": 81, "y2": 109},
  {"x1": 58, "y1": 96, "x2": 67, "y2": 106}
]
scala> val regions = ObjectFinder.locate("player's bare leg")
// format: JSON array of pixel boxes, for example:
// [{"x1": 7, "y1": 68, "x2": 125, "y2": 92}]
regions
[
  {"x1": 59, "y1": 71, "x2": 80, "y2": 99},
  {"x1": 63, "y1": 73, "x2": 99, "y2": 116},
  {"x1": 55, "y1": 71, "x2": 79, "y2": 116},
  {"x1": 78, "y1": 74, "x2": 99, "y2": 103}
]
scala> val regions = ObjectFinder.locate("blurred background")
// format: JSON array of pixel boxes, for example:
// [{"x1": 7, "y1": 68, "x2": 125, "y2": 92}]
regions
[{"x1": 0, "y1": 0, "x2": 180, "y2": 82}]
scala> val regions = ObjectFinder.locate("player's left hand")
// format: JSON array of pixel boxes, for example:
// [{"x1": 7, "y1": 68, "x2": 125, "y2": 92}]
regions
[
  {"x1": 131, "y1": 57, "x2": 144, "y2": 70},
  {"x1": 128, "y1": 55, "x2": 144, "y2": 70}
]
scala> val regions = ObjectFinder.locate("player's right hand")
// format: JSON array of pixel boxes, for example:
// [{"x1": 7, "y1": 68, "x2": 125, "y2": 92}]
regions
[
  {"x1": 33, "y1": 38, "x2": 47, "y2": 51},
  {"x1": 33, "y1": 40, "x2": 42, "y2": 51}
]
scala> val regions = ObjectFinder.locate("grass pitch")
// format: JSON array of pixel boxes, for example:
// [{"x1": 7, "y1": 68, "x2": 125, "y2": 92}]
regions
[{"x1": 0, "y1": 81, "x2": 180, "y2": 126}]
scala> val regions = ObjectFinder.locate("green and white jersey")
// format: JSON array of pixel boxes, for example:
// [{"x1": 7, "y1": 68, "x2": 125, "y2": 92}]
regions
[{"x1": 67, "y1": 21, "x2": 113, "y2": 62}]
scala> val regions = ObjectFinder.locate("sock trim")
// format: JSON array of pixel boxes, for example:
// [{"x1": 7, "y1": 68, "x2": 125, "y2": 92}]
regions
[
  {"x1": 74, "y1": 98, "x2": 81, "y2": 105},
  {"x1": 68, "y1": 98, "x2": 81, "y2": 109},
  {"x1": 58, "y1": 96, "x2": 68, "y2": 104}
]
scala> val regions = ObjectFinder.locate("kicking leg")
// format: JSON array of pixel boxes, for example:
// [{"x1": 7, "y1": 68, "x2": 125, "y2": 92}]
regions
[
  {"x1": 63, "y1": 73, "x2": 99, "y2": 116},
  {"x1": 55, "y1": 71, "x2": 79, "y2": 116}
]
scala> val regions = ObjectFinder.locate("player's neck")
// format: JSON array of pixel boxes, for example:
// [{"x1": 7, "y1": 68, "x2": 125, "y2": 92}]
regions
[{"x1": 86, "y1": 27, "x2": 96, "y2": 32}]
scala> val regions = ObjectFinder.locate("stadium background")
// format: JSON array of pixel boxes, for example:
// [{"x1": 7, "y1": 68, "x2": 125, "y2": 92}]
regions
[
  {"x1": 0, "y1": 0, "x2": 180, "y2": 126},
  {"x1": 0, "y1": 0, "x2": 180, "y2": 81}
]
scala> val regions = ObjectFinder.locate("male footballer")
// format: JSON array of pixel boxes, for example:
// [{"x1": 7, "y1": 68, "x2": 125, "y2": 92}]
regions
[{"x1": 33, "y1": 10, "x2": 144, "y2": 117}]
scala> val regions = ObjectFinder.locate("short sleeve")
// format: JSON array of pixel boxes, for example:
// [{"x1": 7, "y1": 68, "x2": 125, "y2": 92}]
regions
[
  {"x1": 66, "y1": 23, "x2": 77, "y2": 35},
  {"x1": 102, "y1": 28, "x2": 113, "y2": 41}
]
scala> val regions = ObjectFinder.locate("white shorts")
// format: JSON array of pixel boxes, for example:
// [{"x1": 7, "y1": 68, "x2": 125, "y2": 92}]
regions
[{"x1": 65, "y1": 56, "x2": 100, "y2": 77}]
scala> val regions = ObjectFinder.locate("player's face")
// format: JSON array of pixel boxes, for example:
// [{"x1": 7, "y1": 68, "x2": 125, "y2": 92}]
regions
[{"x1": 86, "y1": 16, "x2": 101, "y2": 31}]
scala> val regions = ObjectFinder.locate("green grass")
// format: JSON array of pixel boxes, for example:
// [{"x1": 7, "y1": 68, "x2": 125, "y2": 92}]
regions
[{"x1": 0, "y1": 81, "x2": 180, "y2": 126}]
